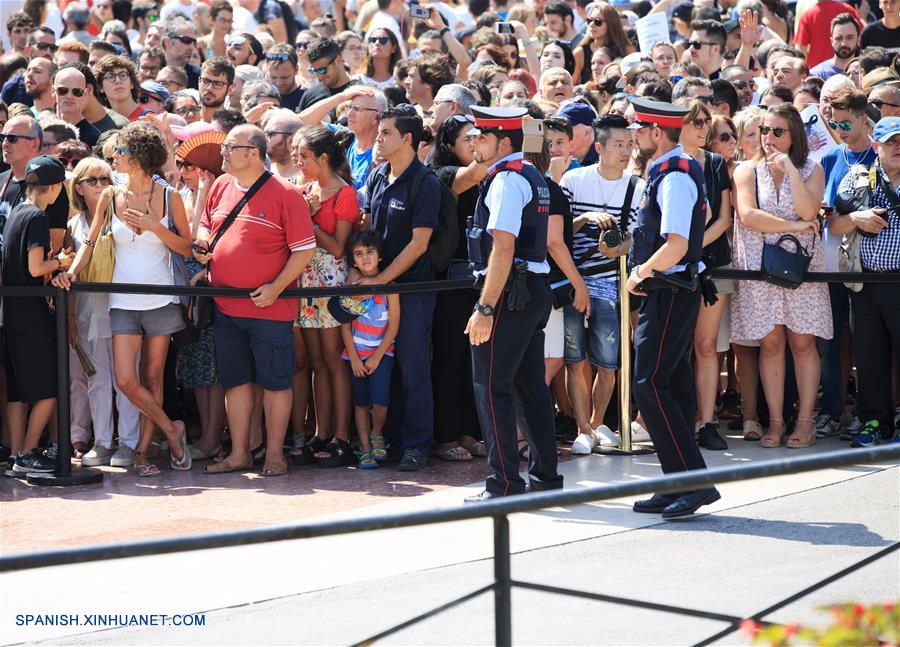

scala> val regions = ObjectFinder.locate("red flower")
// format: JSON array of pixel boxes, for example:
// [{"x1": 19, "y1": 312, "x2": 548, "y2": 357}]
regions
[{"x1": 740, "y1": 619, "x2": 761, "y2": 639}]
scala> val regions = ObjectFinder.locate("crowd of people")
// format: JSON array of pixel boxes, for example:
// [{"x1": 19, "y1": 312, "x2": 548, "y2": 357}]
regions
[{"x1": 0, "y1": 0, "x2": 898, "y2": 482}]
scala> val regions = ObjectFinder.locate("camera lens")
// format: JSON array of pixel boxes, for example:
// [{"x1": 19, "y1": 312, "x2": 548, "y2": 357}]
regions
[{"x1": 602, "y1": 228, "x2": 622, "y2": 248}]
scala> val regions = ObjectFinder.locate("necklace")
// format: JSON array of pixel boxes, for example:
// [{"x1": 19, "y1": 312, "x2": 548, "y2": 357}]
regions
[
  {"x1": 842, "y1": 143, "x2": 873, "y2": 168},
  {"x1": 594, "y1": 166, "x2": 625, "y2": 211}
]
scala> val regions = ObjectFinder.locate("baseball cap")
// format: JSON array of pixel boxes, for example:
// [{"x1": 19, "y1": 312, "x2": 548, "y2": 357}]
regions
[
  {"x1": 140, "y1": 80, "x2": 170, "y2": 102},
  {"x1": 872, "y1": 116, "x2": 900, "y2": 143},
  {"x1": 672, "y1": 2, "x2": 693, "y2": 21},
  {"x1": 24, "y1": 155, "x2": 66, "y2": 186},
  {"x1": 557, "y1": 101, "x2": 597, "y2": 128}
]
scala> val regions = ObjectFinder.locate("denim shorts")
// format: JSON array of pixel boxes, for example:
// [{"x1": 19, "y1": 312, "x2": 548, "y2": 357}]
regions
[
  {"x1": 214, "y1": 309, "x2": 295, "y2": 391},
  {"x1": 348, "y1": 355, "x2": 394, "y2": 407},
  {"x1": 563, "y1": 298, "x2": 620, "y2": 369},
  {"x1": 110, "y1": 303, "x2": 185, "y2": 337}
]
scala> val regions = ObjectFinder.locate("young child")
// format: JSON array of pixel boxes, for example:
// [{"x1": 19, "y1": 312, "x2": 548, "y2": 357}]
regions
[{"x1": 338, "y1": 230, "x2": 400, "y2": 469}]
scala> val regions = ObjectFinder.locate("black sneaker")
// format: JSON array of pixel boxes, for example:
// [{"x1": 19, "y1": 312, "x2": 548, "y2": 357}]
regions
[
  {"x1": 13, "y1": 449, "x2": 57, "y2": 474},
  {"x1": 397, "y1": 448, "x2": 427, "y2": 472},
  {"x1": 0, "y1": 444, "x2": 10, "y2": 463},
  {"x1": 697, "y1": 423, "x2": 728, "y2": 450}
]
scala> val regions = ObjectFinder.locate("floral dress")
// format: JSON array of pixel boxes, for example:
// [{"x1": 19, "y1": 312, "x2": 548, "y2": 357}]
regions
[
  {"x1": 176, "y1": 257, "x2": 218, "y2": 389},
  {"x1": 730, "y1": 158, "x2": 833, "y2": 341},
  {"x1": 297, "y1": 184, "x2": 361, "y2": 329}
]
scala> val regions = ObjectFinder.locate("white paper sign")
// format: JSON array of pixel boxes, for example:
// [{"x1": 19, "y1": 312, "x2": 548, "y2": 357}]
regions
[
  {"x1": 636, "y1": 13, "x2": 670, "y2": 54},
  {"x1": 800, "y1": 103, "x2": 839, "y2": 163}
]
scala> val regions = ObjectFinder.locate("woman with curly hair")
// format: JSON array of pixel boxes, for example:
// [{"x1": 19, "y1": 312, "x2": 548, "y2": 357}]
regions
[
  {"x1": 572, "y1": 2, "x2": 635, "y2": 84},
  {"x1": 93, "y1": 54, "x2": 142, "y2": 121},
  {"x1": 53, "y1": 123, "x2": 194, "y2": 477}
]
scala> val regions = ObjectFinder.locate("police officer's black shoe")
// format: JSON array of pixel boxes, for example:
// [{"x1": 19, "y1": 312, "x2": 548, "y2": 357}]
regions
[
  {"x1": 697, "y1": 423, "x2": 728, "y2": 450},
  {"x1": 661, "y1": 489, "x2": 721, "y2": 519},
  {"x1": 632, "y1": 493, "x2": 676, "y2": 513}
]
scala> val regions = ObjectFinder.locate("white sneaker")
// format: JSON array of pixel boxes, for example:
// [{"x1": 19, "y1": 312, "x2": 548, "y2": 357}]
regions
[
  {"x1": 630, "y1": 421, "x2": 651, "y2": 443},
  {"x1": 109, "y1": 445, "x2": 135, "y2": 467},
  {"x1": 81, "y1": 443, "x2": 116, "y2": 466},
  {"x1": 571, "y1": 433, "x2": 594, "y2": 455},
  {"x1": 592, "y1": 425, "x2": 618, "y2": 447}
]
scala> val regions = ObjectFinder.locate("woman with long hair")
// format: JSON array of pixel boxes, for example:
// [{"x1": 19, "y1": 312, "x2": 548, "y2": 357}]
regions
[
  {"x1": 337, "y1": 31, "x2": 366, "y2": 75},
  {"x1": 199, "y1": 0, "x2": 233, "y2": 60},
  {"x1": 540, "y1": 39, "x2": 576, "y2": 80},
  {"x1": 361, "y1": 28, "x2": 401, "y2": 90},
  {"x1": 66, "y1": 158, "x2": 142, "y2": 467},
  {"x1": 705, "y1": 114, "x2": 739, "y2": 175},
  {"x1": 572, "y1": 2, "x2": 635, "y2": 84},
  {"x1": 734, "y1": 106, "x2": 766, "y2": 161},
  {"x1": 676, "y1": 98, "x2": 734, "y2": 450},
  {"x1": 288, "y1": 126, "x2": 361, "y2": 468},
  {"x1": 731, "y1": 103, "x2": 830, "y2": 449},
  {"x1": 53, "y1": 122, "x2": 194, "y2": 477}
]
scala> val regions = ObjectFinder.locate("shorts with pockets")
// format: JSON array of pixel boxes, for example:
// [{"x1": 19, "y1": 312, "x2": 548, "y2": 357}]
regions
[
  {"x1": 110, "y1": 303, "x2": 185, "y2": 337},
  {"x1": 213, "y1": 308, "x2": 295, "y2": 391},
  {"x1": 348, "y1": 355, "x2": 394, "y2": 407},
  {"x1": 563, "y1": 298, "x2": 620, "y2": 369}
]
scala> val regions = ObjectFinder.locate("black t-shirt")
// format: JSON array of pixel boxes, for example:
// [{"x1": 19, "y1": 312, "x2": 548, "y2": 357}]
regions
[
  {"x1": 1, "y1": 203, "x2": 54, "y2": 332},
  {"x1": 546, "y1": 178, "x2": 573, "y2": 275},
  {"x1": 702, "y1": 150, "x2": 732, "y2": 267},
  {"x1": 860, "y1": 21, "x2": 900, "y2": 52},
  {"x1": 0, "y1": 170, "x2": 69, "y2": 232},
  {"x1": 296, "y1": 79, "x2": 357, "y2": 119},
  {"x1": 435, "y1": 165, "x2": 478, "y2": 261},
  {"x1": 280, "y1": 85, "x2": 305, "y2": 112},
  {"x1": 75, "y1": 118, "x2": 102, "y2": 147},
  {"x1": 92, "y1": 110, "x2": 128, "y2": 134}
]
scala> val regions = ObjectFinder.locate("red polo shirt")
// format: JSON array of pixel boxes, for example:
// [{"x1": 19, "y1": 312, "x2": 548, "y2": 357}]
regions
[{"x1": 201, "y1": 174, "x2": 316, "y2": 322}]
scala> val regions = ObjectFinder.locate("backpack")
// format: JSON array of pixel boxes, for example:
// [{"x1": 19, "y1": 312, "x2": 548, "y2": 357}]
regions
[{"x1": 408, "y1": 165, "x2": 459, "y2": 274}]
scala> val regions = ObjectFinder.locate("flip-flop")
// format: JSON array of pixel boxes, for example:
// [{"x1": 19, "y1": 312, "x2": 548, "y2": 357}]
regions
[
  {"x1": 170, "y1": 426, "x2": 192, "y2": 471},
  {"x1": 189, "y1": 443, "x2": 223, "y2": 460},
  {"x1": 431, "y1": 445, "x2": 473, "y2": 462},
  {"x1": 261, "y1": 460, "x2": 288, "y2": 477},
  {"x1": 205, "y1": 459, "x2": 253, "y2": 474},
  {"x1": 134, "y1": 462, "x2": 161, "y2": 477},
  {"x1": 465, "y1": 441, "x2": 486, "y2": 457}
]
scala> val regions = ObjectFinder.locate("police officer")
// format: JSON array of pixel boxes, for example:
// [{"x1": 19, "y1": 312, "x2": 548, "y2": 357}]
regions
[
  {"x1": 626, "y1": 97, "x2": 721, "y2": 519},
  {"x1": 464, "y1": 106, "x2": 563, "y2": 502}
]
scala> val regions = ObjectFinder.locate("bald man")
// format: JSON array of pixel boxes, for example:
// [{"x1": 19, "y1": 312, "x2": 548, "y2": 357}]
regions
[{"x1": 261, "y1": 109, "x2": 304, "y2": 179}]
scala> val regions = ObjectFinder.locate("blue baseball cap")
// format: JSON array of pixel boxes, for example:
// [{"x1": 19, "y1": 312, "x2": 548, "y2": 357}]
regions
[
  {"x1": 873, "y1": 116, "x2": 900, "y2": 143},
  {"x1": 140, "y1": 80, "x2": 170, "y2": 102},
  {"x1": 557, "y1": 101, "x2": 596, "y2": 128}
]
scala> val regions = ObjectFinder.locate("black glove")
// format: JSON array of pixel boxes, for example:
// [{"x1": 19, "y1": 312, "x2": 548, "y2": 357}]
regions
[
  {"x1": 506, "y1": 261, "x2": 531, "y2": 311},
  {"x1": 700, "y1": 270, "x2": 718, "y2": 307}
]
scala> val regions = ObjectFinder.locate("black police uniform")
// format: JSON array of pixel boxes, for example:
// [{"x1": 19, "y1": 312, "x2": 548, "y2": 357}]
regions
[{"x1": 467, "y1": 120, "x2": 563, "y2": 498}]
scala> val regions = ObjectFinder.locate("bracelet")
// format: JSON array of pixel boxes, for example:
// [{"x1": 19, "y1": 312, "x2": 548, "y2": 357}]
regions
[
  {"x1": 82, "y1": 238, "x2": 95, "y2": 248},
  {"x1": 439, "y1": 27, "x2": 450, "y2": 37}
]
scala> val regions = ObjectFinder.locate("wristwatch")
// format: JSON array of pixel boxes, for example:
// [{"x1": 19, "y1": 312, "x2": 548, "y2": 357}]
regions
[
  {"x1": 439, "y1": 27, "x2": 450, "y2": 37},
  {"x1": 474, "y1": 302, "x2": 494, "y2": 316}
]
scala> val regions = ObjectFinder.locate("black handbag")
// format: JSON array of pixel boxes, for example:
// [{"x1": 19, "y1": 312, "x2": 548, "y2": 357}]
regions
[{"x1": 761, "y1": 234, "x2": 814, "y2": 289}]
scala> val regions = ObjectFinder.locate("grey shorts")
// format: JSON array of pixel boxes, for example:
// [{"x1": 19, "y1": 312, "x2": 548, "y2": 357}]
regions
[{"x1": 110, "y1": 303, "x2": 185, "y2": 337}]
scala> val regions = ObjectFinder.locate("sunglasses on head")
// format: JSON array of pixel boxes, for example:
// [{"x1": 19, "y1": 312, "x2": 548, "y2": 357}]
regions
[
  {"x1": 369, "y1": 35, "x2": 391, "y2": 45},
  {"x1": 759, "y1": 125, "x2": 787, "y2": 137},
  {"x1": 226, "y1": 35, "x2": 247, "y2": 46},
  {"x1": 55, "y1": 86, "x2": 85, "y2": 97},
  {"x1": 827, "y1": 120, "x2": 853, "y2": 131},
  {"x1": 78, "y1": 176, "x2": 112, "y2": 187},
  {"x1": 0, "y1": 133, "x2": 38, "y2": 143},
  {"x1": 266, "y1": 52, "x2": 290, "y2": 62}
]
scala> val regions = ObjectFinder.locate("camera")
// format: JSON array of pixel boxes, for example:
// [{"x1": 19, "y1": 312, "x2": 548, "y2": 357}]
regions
[
  {"x1": 602, "y1": 228, "x2": 622, "y2": 248},
  {"x1": 408, "y1": 3, "x2": 431, "y2": 19},
  {"x1": 496, "y1": 22, "x2": 514, "y2": 34}
]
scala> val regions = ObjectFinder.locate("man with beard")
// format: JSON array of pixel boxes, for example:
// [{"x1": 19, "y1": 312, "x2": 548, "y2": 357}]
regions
[
  {"x1": 25, "y1": 57, "x2": 57, "y2": 115},
  {"x1": 265, "y1": 44, "x2": 304, "y2": 112},
  {"x1": 51, "y1": 64, "x2": 101, "y2": 147},
  {"x1": 0, "y1": 27, "x2": 57, "y2": 108},
  {"x1": 810, "y1": 13, "x2": 860, "y2": 81},
  {"x1": 261, "y1": 109, "x2": 302, "y2": 179},
  {"x1": 225, "y1": 32, "x2": 263, "y2": 68},
  {"x1": 162, "y1": 17, "x2": 201, "y2": 89},
  {"x1": 626, "y1": 97, "x2": 720, "y2": 519},
  {"x1": 199, "y1": 57, "x2": 234, "y2": 122}
]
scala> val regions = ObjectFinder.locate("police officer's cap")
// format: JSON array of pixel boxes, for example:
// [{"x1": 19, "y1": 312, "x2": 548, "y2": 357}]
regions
[
  {"x1": 627, "y1": 97, "x2": 690, "y2": 130},
  {"x1": 468, "y1": 106, "x2": 529, "y2": 136}
]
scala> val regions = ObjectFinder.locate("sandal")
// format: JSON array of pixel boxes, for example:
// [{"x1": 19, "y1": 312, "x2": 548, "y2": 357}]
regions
[
  {"x1": 251, "y1": 443, "x2": 266, "y2": 467},
  {"x1": 431, "y1": 445, "x2": 473, "y2": 462},
  {"x1": 742, "y1": 420, "x2": 764, "y2": 441},
  {"x1": 465, "y1": 441, "x2": 486, "y2": 457},
  {"x1": 133, "y1": 452, "x2": 160, "y2": 478},
  {"x1": 356, "y1": 451, "x2": 379, "y2": 470},
  {"x1": 290, "y1": 435, "x2": 328, "y2": 466},
  {"x1": 759, "y1": 419, "x2": 785, "y2": 448},
  {"x1": 213, "y1": 439, "x2": 232, "y2": 463},
  {"x1": 169, "y1": 425, "x2": 192, "y2": 471},
  {"x1": 148, "y1": 440, "x2": 162, "y2": 459},
  {"x1": 316, "y1": 437, "x2": 355, "y2": 468},
  {"x1": 785, "y1": 417, "x2": 816, "y2": 449},
  {"x1": 205, "y1": 458, "x2": 253, "y2": 474},
  {"x1": 370, "y1": 435, "x2": 388, "y2": 462},
  {"x1": 261, "y1": 459, "x2": 288, "y2": 476},
  {"x1": 72, "y1": 442, "x2": 89, "y2": 460}
]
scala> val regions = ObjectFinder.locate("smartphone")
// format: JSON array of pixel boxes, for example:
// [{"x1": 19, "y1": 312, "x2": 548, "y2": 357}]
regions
[
  {"x1": 408, "y1": 3, "x2": 430, "y2": 19},
  {"x1": 496, "y1": 22, "x2": 514, "y2": 34}
]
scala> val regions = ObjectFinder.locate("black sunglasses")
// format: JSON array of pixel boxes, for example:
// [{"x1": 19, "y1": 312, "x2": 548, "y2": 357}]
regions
[
  {"x1": 78, "y1": 176, "x2": 112, "y2": 187},
  {"x1": 368, "y1": 35, "x2": 391, "y2": 45},
  {"x1": 55, "y1": 86, "x2": 86, "y2": 97},
  {"x1": 688, "y1": 40, "x2": 719, "y2": 50},
  {"x1": 871, "y1": 99, "x2": 900, "y2": 110},
  {"x1": 138, "y1": 93, "x2": 162, "y2": 104},
  {"x1": 588, "y1": 18, "x2": 604, "y2": 26},
  {"x1": 33, "y1": 42, "x2": 58, "y2": 51},
  {"x1": 717, "y1": 132, "x2": 735, "y2": 143},
  {"x1": 172, "y1": 35, "x2": 197, "y2": 46},
  {"x1": 0, "y1": 133, "x2": 38, "y2": 143},
  {"x1": 759, "y1": 125, "x2": 787, "y2": 137}
]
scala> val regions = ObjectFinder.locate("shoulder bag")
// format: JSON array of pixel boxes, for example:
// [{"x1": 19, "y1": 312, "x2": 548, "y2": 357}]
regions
[{"x1": 81, "y1": 186, "x2": 116, "y2": 284}]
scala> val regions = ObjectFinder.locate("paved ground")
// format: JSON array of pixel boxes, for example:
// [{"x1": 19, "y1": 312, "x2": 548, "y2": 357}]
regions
[{"x1": 1, "y1": 432, "x2": 897, "y2": 646}]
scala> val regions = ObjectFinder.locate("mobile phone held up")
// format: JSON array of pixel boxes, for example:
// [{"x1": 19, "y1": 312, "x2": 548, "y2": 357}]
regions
[
  {"x1": 496, "y1": 21, "x2": 514, "y2": 34},
  {"x1": 408, "y1": 2, "x2": 430, "y2": 20}
]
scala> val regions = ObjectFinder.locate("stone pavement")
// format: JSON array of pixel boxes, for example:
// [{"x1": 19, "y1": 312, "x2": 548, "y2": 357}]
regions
[{"x1": 1, "y1": 433, "x2": 897, "y2": 646}]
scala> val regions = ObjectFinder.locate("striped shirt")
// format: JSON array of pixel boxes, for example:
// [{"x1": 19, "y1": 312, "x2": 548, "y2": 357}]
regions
[
  {"x1": 559, "y1": 165, "x2": 645, "y2": 300},
  {"x1": 341, "y1": 295, "x2": 395, "y2": 360}
]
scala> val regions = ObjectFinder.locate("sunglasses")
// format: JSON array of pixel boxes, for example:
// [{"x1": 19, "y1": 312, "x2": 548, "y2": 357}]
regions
[
  {"x1": 266, "y1": 52, "x2": 291, "y2": 62},
  {"x1": 175, "y1": 159, "x2": 195, "y2": 170},
  {"x1": 689, "y1": 117, "x2": 710, "y2": 129},
  {"x1": 173, "y1": 35, "x2": 197, "y2": 46},
  {"x1": 588, "y1": 18, "x2": 605, "y2": 26},
  {"x1": 55, "y1": 86, "x2": 86, "y2": 97},
  {"x1": 114, "y1": 146, "x2": 130, "y2": 155},
  {"x1": 731, "y1": 79, "x2": 754, "y2": 90},
  {"x1": 871, "y1": 99, "x2": 900, "y2": 110},
  {"x1": 175, "y1": 106, "x2": 200, "y2": 116},
  {"x1": 138, "y1": 93, "x2": 162, "y2": 104},
  {"x1": 33, "y1": 42, "x2": 58, "y2": 52},
  {"x1": 348, "y1": 104, "x2": 379, "y2": 113},
  {"x1": 717, "y1": 132, "x2": 736, "y2": 143},
  {"x1": 828, "y1": 120, "x2": 853, "y2": 131},
  {"x1": 295, "y1": 41, "x2": 309, "y2": 50},
  {"x1": 687, "y1": 40, "x2": 718, "y2": 50},
  {"x1": 759, "y1": 125, "x2": 787, "y2": 137},
  {"x1": 308, "y1": 56, "x2": 337, "y2": 75},
  {"x1": 693, "y1": 96, "x2": 714, "y2": 105},
  {"x1": 78, "y1": 176, "x2": 112, "y2": 187},
  {"x1": 368, "y1": 35, "x2": 391, "y2": 45},
  {"x1": 148, "y1": 14, "x2": 160, "y2": 22},
  {"x1": 0, "y1": 133, "x2": 38, "y2": 143}
]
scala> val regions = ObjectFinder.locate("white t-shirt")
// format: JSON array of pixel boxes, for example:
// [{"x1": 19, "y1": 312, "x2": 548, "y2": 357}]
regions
[{"x1": 160, "y1": 0, "x2": 196, "y2": 21}]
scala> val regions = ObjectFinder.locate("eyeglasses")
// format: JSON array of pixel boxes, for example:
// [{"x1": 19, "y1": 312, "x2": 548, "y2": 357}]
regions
[
  {"x1": 827, "y1": 120, "x2": 853, "y2": 131},
  {"x1": 139, "y1": 65, "x2": 160, "y2": 75},
  {"x1": 0, "y1": 133, "x2": 38, "y2": 143},
  {"x1": 113, "y1": 146, "x2": 130, "y2": 155},
  {"x1": 368, "y1": 35, "x2": 391, "y2": 45},
  {"x1": 199, "y1": 76, "x2": 228, "y2": 90},
  {"x1": 871, "y1": 99, "x2": 900, "y2": 110},
  {"x1": 717, "y1": 132, "x2": 736, "y2": 143},
  {"x1": 759, "y1": 125, "x2": 787, "y2": 137},
  {"x1": 175, "y1": 106, "x2": 200, "y2": 116},
  {"x1": 175, "y1": 159, "x2": 195, "y2": 170},
  {"x1": 220, "y1": 143, "x2": 257, "y2": 153},
  {"x1": 33, "y1": 42, "x2": 57, "y2": 52},
  {"x1": 41, "y1": 140, "x2": 57, "y2": 151},
  {"x1": 264, "y1": 130, "x2": 296, "y2": 139},
  {"x1": 138, "y1": 93, "x2": 162, "y2": 104},
  {"x1": 172, "y1": 35, "x2": 197, "y2": 46},
  {"x1": 588, "y1": 18, "x2": 605, "y2": 26},
  {"x1": 689, "y1": 117, "x2": 710, "y2": 129},
  {"x1": 102, "y1": 71, "x2": 130, "y2": 83},
  {"x1": 669, "y1": 75, "x2": 683, "y2": 85},
  {"x1": 308, "y1": 56, "x2": 337, "y2": 75},
  {"x1": 54, "y1": 86, "x2": 86, "y2": 97},
  {"x1": 688, "y1": 40, "x2": 719, "y2": 49},
  {"x1": 78, "y1": 176, "x2": 112, "y2": 187},
  {"x1": 158, "y1": 79, "x2": 185, "y2": 90},
  {"x1": 266, "y1": 52, "x2": 291, "y2": 62},
  {"x1": 348, "y1": 104, "x2": 379, "y2": 113},
  {"x1": 343, "y1": 44, "x2": 364, "y2": 53}
]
